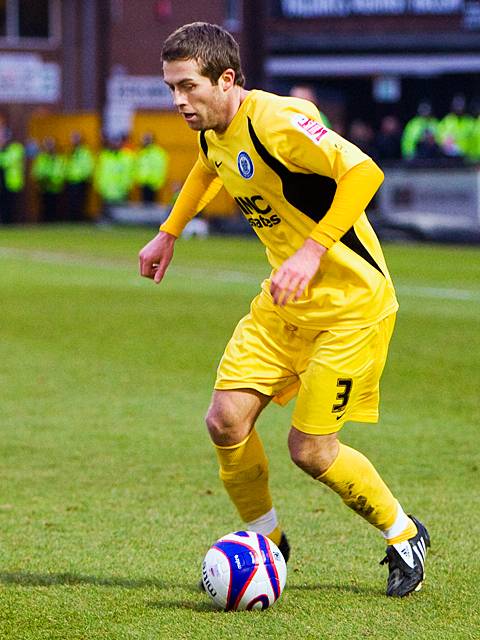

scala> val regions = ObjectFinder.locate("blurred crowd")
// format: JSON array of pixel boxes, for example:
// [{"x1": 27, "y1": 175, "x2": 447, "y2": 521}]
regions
[
  {"x1": 347, "y1": 94, "x2": 480, "y2": 166},
  {"x1": 0, "y1": 127, "x2": 170, "y2": 224},
  {"x1": 1, "y1": 91, "x2": 480, "y2": 225},
  {"x1": 289, "y1": 86, "x2": 480, "y2": 166}
]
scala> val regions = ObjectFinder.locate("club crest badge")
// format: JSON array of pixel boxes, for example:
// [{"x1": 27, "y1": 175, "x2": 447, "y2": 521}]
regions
[{"x1": 237, "y1": 151, "x2": 254, "y2": 179}]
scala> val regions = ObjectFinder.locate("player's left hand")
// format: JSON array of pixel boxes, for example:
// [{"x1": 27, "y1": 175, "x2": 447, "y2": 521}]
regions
[{"x1": 270, "y1": 238, "x2": 327, "y2": 306}]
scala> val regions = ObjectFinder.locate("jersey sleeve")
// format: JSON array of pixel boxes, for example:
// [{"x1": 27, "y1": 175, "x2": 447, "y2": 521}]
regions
[
  {"x1": 308, "y1": 158, "x2": 384, "y2": 248},
  {"x1": 276, "y1": 106, "x2": 370, "y2": 180},
  {"x1": 159, "y1": 157, "x2": 222, "y2": 237},
  {"x1": 270, "y1": 103, "x2": 383, "y2": 248}
]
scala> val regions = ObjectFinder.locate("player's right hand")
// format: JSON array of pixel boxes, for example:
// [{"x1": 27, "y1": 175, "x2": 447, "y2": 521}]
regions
[
  {"x1": 270, "y1": 238, "x2": 326, "y2": 306},
  {"x1": 138, "y1": 231, "x2": 176, "y2": 284}
]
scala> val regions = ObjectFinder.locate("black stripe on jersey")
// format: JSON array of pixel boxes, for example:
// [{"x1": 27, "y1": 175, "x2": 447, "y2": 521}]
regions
[
  {"x1": 247, "y1": 117, "x2": 337, "y2": 223},
  {"x1": 247, "y1": 117, "x2": 385, "y2": 278},
  {"x1": 340, "y1": 228, "x2": 385, "y2": 276},
  {"x1": 200, "y1": 130, "x2": 208, "y2": 158}
]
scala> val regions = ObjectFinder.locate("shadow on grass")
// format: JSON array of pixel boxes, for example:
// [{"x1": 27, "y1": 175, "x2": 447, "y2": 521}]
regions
[
  {"x1": 288, "y1": 582, "x2": 380, "y2": 596},
  {"x1": 146, "y1": 600, "x2": 215, "y2": 613},
  {"x1": 0, "y1": 572, "x2": 166, "y2": 589},
  {"x1": 145, "y1": 582, "x2": 380, "y2": 613},
  {"x1": 0, "y1": 572, "x2": 381, "y2": 605},
  {"x1": 0, "y1": 572, "x2": 217, "y2": 612}
]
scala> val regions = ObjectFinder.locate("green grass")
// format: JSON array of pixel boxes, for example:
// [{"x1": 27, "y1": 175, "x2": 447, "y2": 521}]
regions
[{"x1": 0, "y1": 225, "x2": 479, "y2": 639}]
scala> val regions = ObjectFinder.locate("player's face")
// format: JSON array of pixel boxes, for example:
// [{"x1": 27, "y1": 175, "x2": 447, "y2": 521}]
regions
[{"x1": 163, "y1": 59, "x2": 228, "y2": 132}]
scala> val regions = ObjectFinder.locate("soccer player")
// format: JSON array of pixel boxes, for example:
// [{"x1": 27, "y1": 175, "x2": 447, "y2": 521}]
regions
[{"x1": 139, "y1": 22, "x2": 430, "y2": 597}]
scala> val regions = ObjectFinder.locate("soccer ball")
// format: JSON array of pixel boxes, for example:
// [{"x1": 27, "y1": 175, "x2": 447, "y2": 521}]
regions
[{"x1": 201, "y1": 530, "x2": 287, "y2": 611}]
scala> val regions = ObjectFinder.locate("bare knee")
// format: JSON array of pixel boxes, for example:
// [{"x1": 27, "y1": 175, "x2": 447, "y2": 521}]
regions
[
  {"x1": 205, "y1": 403, "x2": 244, "y2": 445},
  {"x1": 205, "y1": 389, "x2": 270, "y2": 447},
  {"x1": 288, "y1": 427, "x2": 339, "y2": 478}
]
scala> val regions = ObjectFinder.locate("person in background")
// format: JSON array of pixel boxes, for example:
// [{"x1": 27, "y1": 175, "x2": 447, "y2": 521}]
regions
[
  {"x1": 119, "y1": 131, "x2": 137, "y2": 184},
  {"x1": 466, "y1": 98, "x2": 480, "y2": 164},
  {"x1": 412, "y1": 128, "x2": 446, "y2": 161},
  {"x1": 348, "y1": 119, "x2": 377, "y2": 158},
  {"x1": 119, "y1": 131, "x2": 136, "y2": 153},
  {"x1": 94, "y1": 136, "x2": 135, "y2": 221},
  {"x1": 374, "y1": 115, "x2": 402, "y2": 162},
  {"x1": 401, "y1": 101, "x2": 438, "y2": 160},
  {"x1": 65, "y1": 132, "x2": 95, "y2": 222},
  {"x1": 0, "y1": 126, "x2": 25, "y2": 224},
  {"x1": 437, "y1": 94, "x2": 474, "y2": 159},
  {"x1": 32, "y1": 137, "x2": 66, "y2": 223},
  {"x1": 289, "y1": 84, "x2": 331, "y2": 128},
  {"x1": 136, "y1": 132, "x2": 169, "y2": 204}
]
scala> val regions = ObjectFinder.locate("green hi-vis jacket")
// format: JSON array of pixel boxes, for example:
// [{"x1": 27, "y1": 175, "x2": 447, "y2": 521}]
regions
[
  {"x1": 401, "y1": 116, "x2": 439, "y2": 159},
  {"x1": 66, "y1": 145, "x2": 95, "y2": 183},
  {"x1": 94, "y1": 148, "x2": 135, "y2": 203},
  {"x1": 135, "y1": 144, "x2": 169, "y2": 190},
  {"x1": 466, "y1": 118, "x2": 480, "y2": 162},
  {"x1": 437, "y1": 113, "x2": 475, "y2": 157},
  {"x1": 32, "y1": 152, "x2": 66, "y2": 194},
  {"x1": 0, "y1": 142, "x2": 25, "y2": 192}
]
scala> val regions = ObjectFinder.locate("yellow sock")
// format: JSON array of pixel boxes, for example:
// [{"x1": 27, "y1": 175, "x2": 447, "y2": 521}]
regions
[
  {"x1": 215, "y1": 428, "x2": 274, "y2": 524},
  {"x1": 317, "y1": 443, "x2": 398, "y2": 531},
  {"x1": 266, "y1": 525, "x2": 282, "y2": 546}
]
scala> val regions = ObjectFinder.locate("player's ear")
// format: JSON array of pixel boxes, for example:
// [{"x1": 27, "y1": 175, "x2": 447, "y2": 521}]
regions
[{"x1": 219, "y1": 68, "x2": 236, "y2": 92}]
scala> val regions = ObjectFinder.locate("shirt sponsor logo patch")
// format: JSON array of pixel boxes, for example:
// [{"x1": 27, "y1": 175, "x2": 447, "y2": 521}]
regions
[
  {"x1": 233, "y1": 194, "x2": 281, "y2": 228},
  {"x1": 237, "y1": 151, "x2": 254, "y2": 179},
  {"x1": 292, "y1": 114, "x2": 328, "y2": 144}
]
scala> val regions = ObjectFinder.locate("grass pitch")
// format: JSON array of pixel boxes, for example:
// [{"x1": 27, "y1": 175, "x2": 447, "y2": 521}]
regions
[{"x1": 0, "y1": 225, "x2": 479, "y2": 639}]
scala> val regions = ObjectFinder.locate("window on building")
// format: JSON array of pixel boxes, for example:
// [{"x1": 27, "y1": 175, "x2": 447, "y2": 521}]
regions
[
  {"x1": 225, "y1": 0, "x2": 241, "y2": 30},
  {"x1": 0, "y1": 0, "x2": 6, "y2": 38},
  {"x1": 0, "y1": 0, "x2": 56, "y2": 42},
  {"x1": 19, "y1": 0, "x2": 49, "y2": 38}
]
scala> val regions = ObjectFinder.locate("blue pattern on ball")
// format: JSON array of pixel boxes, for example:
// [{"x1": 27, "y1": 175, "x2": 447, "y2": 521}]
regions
[
  {"x1": 213, "y1": 540, "x2": 258, "y2": 610},
  {"x1": 256, "y1": 533, "x2": 280, "y2": 600}
]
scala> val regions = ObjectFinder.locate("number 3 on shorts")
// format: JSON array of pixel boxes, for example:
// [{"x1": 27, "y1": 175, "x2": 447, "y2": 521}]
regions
[{"x1": 332, "y1": 378, "x2": 353, "y2": 414}]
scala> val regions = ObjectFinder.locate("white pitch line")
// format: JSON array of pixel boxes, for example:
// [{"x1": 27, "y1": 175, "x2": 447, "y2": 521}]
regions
[
  {"x1": 0, "y1": 246, "x2": 127, "y2": 270},
  {"x1": 0, "y1": 246, "x2": 479, "y2": 301},
  {"x1": 396, "y1": 284, "x2": 480, "y2": 301}
]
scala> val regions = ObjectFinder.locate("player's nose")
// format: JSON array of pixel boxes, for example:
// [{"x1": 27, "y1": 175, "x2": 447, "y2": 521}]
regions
[{"x1": 173, "y1": 88, "x2": 187, "y2": 108}]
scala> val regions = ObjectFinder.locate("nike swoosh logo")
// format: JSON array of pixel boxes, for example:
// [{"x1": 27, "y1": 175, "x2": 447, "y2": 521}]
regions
[
  {"x1": 335, "y1": 412, "x2": 346, "y2": 421},
  {"x1": 215, "y1": 161, "x2": 222, "y2": 168}
]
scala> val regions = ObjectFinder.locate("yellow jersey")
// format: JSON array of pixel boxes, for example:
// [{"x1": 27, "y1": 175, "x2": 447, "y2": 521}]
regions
[{"x1": 162, "y1": 89, "x2": 398, "y2": 330}]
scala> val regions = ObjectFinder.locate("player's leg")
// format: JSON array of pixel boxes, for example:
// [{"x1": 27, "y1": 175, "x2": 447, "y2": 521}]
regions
[
  {"x1": 289, "y1": 314, "x2": 429, "y2": 595},
  {"x1": 288, "y1": 427, "x2": 411, "y2": 536},
  {"x1": 209, "y1": 295, "x2": 299, "y2": 551},
  {"x1": 206, "y1": 388, "x2": 269, "y2": 446},
  {"x1": 199, "y1": 388, "x2": 288, "y2": 593},
  {"x1": 288, "y1": 428, "x2": 429, "y2": 595},
  {"x1": 290, "y1": 313, "x2": 409, "y2": 534},
  {"x1": 205, "y1": 388, "x2": 285, "y2": 544}
]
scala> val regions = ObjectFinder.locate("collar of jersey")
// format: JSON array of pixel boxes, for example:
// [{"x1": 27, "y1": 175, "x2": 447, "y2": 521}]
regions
[{"x1": 215, "y1": 89, "x2": 258, "y2": 140}]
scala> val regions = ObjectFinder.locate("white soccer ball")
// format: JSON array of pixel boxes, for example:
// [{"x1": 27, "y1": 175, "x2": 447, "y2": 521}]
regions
[{"x1": 201, "y1": 530, "x2": 287, "y2": 611}]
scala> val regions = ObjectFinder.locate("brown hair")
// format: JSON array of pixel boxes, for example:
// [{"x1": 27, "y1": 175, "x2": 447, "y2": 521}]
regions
[{"x1": 162, "y1": 22, "x2": 245, "y2": 87}]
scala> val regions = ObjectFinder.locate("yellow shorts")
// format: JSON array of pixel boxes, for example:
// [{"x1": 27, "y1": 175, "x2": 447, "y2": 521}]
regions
[{"x1": 215, "y1": 294, "x2": 396, "y2": 435}]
